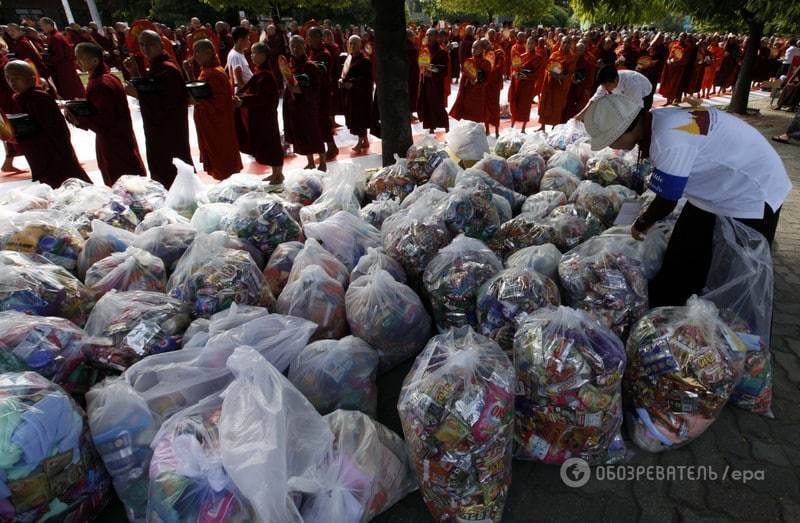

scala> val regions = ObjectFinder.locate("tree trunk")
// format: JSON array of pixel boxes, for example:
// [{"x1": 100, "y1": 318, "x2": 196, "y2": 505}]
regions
[
  {"x1": 730, "y1": 19, "x2": 763, "y2": 114},
  {"x1": 371, "y1": 0, "x2": 413, "y2": 165}
]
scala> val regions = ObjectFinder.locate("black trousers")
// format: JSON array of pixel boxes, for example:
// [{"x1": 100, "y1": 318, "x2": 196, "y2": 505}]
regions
[{"x1": 649, "y1": 202, "x2": 781, "y2": 307}]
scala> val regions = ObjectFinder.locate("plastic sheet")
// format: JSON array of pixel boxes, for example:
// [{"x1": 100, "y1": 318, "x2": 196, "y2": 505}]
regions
[
  {"x1": 570, "y1": 180, "x2": 623, "y2": 226},
  {"x1": 539, "y1": 167, "x2": 580, "y2": 198},
  {"x1": 360, "y1": 199, "x2": 400, "y2": 230},
  {"x1": 85, "y1": 247, "x2": 167, "y2": 294},
  {"x1": 345, "y1": 269, "x2": 431, "y2": 373},
  {"x1": 441, "y1": 185, "x2": 501, "y2": 241},
  {"x1": 77, "y1": 219, "x2": 137, "y2": 279},
  {"x1": 277, "y1": 264, "x2": 347, "y2": 340},
  {"x1": 0, "y1": 210, "x2": 85, "y2": 271},
  {"x1": 521, "y1": 190, "x2": 568, "y2": 219},
  {"x1": 263, "y1": 241, "x2": 304, "y2": 297},
  {"x1": 350, "y1": 248, "x2": 407, "y2": 284},
  {"x1": 132, "y1": 223, "x2": 196, "y2": 272},
  {"x1": 506, "y1": 243, "x2": 563, "y2": 282},
  {"x1": 406, "y1": 135, "x2": 444, "y2": 184},
  {"x1": 134, "y1": 206, "x2": 191, "y2": 233},
  {"x1": 190, "y1": 202, "x2": 235, "y2": 234},
  {"x1": 287, "y1": 237, "x2": 350, "y2": 289},
  {"x1": 506, "y1": 152, "x2": 546, "y2": 195},
  {"x1": 366, "y1": 156, "x2": 416, "y2": 202},
  {"x1": 474, "y1": 153, "x2": 514, "y2": 189},
  {"x1": 164, "y1": 159, "x2": 209, "y2": 218},
  {"x1": 398, "y1": 327, "x2": 514, "y2": 523},
  {"x1": 225, "y1": 193, "x2": 305, "y2": 260},
  {"x1": 304, "y1": 211, "x2": 382, "y2": 272},
  {"x1": 207, "y1": 173, "x2": 279, "y2": 204},
  {"x1": 446, "y1": 120, "x2": 490, "y2": 162},
  {"x1": 513, "y1": 306, "x2": 627, "y2": 464},
  {"x1": 111, "y1": 175, "x2": 167, "y2": 221}
]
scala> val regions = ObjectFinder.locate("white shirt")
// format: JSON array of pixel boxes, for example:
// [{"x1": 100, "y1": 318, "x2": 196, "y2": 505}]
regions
[
  {"x1": 784, "y1": 45, "x2": 800, "y2": 65},
  {"x1": 590, "y1": 70, "x2": 653, "y2": 108},
  {"x1": 225, "y1": 48, "x2": 252, "y2": 87},
  {"x1": 648, "y1": 107, "x2": 792, "y2": 219}
]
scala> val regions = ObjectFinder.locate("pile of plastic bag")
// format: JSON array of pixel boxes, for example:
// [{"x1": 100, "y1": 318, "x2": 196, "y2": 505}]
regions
[
  {"x1": 84, "y1": 247, "x2": 167, "y2": 294},
  {"x1": 0, "y1": 210, "x2": 85, "y2": 271}
]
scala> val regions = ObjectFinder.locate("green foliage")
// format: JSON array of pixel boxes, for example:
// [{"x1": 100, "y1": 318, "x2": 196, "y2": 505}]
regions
[
  {"x1": 436, "y1": 0, "x2": 556, "y2": 20},
  {"x1": 570, "y1": 0, "x2": 673, "y2": 27}
]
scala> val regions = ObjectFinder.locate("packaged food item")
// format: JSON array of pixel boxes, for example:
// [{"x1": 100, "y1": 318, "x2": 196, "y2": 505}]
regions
[
  {"x1": 624, "y1": 297, "x2": 747, "y2": 452},
  {"x1": 506, "y1": 243, "x2": 563, "y2": 282},
  {"x1": 0, "y1": 372, "x2": 110, "y2": 521},
  {"x1": 263, "y1": 241, "x2": 304, "y2": 297},
  {"x1": 84, "y1": 247, "x2": 167, "y2": 294},
  {"x1": 366, "y1": 156, "x2": 417, "y2": 203},
  {"x1": 546, "y1": 119, "x2": 589, "y2": 150},
  {"x1": 477, "y1": 267, "x2": 560, "y2": 351},
  {"x1": 585, "y1": 152, "x2": 640, "y2": 190},
  {"x1": 547, "y1": 205, "x2": 605, "y2": 252},
  {"x1": 398, "y1": 327, "x2": 514, "y2": 523},
  {"x1": 489, "y1": 213, "x2": 555, "y2": 258},
  {"x1": 350, "y1": 248, "x2": 407, "y2": 284},
  {"x1": 506, "y1": 152, "x2": 546, "y2": 195},
  {"x1": 284, "y1": 169, "x2": 325, "y2": 205},
  {"x1": 345, "y1": 269, "x2": 431, "y2": 372},
  {"x1": 494, "y1": 130, "x2": 527, "y2": 158},
  {"x1": 473, "y1": 153, "x2": 514, "y2": 189},
  {"x1": 207, "y1": 173, "x2": 279, "y2": 204},
  {"x1": 539, "y1": 167, "x2": 580, "y2": 198},
  {"x1": 446, "y1": 120, "x2": 490, "y2": 163},
  {"x1": 513, "y1": 306, "x2": 627, "y2": 463},
  {"x1": 0, "y1": 210, "x2": 85, "y2": 271},
  {"x1": 570, "y1": 180, "x2": 623, "y2": 226},
  {"x1": 77, "y1": 219, "x2": 137, "y2": 279},
  {"x1": 225, "y1": 193, "x2": 305, "y2": 260},
  {"x1": 134, "y1": 207, "x2": 190, "y2": 233},
  {"x1": 131, "y1": 223, "x2": 197, "y2": 272},
  {"x1": 423, "y1": 235, "x2": 503, "y2": 330},
  {"x1": 360, "y1": 199, "x2": 400, "y2": 230},
  {"x1": 287, "y1": 237, "x2": 350, "y2": 289},
  {"x1": 521, "y1": 190, "x2": 568, "y2": 219},
  {"x1": 190, "y1": 202, "x2": 235, "y2": 233},
  {"x1": 382, "y1": 203, "x2": 452, "y2": 280},
  {"x1": 111, "y1": 175, "x2": 168, "y2": 220},
  {"x1": 164, "y1": 159, "x2": 209, "y2": 218},
  {"x1": 277, "y1": 265, "x2": 347, "y2": 340},
  {"x1": 406, "y1": 135, "x2": 444, "y2": 184},
  {"x1": 305, "y1": 211, "x2": 382, "y2": 272},
  {"x1": 289, "y1": 336, "x2": 379, "y2": 416},
  {"x1": 441, "y1": 185, "x2": 501, "y2": 241},
  {"x1": 455, "y1": 168, "x2": 526, "y2": 212}
]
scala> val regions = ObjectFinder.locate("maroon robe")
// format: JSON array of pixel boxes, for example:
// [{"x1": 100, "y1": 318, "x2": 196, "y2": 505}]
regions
[
  {"x1": 282, "y1": 55, "x2": 325, "y2": 155},
  {"x1": 136, "y1": 53, "x2": 193, "y2": 187},
  {"x1": 324, "y1": 41, "x2": 342, "y2": 114},
  {"x1": 268, "y1": 31, "x2": 289, "y2": 92},
  {"x1": 239, "y1": 64, "x2": 283, "y2": 166},
  {"x1": 44, "y1": 30, "x2": 85, "y2": 99},
  {"x1": 341, "y1": 53, "x2": 373, "y2": 135},
  {"x1": 217, "y1": 31, "x2": 234, "y2": 65},
  {"x1": 0, "y1": 53, "x2": 22, "y2": 160},
  {"x1": 9, "y1": 36, "x2": 49, "y2": 79},
  {"x1": 309, "y1": 45, "x2": 334, "y2": 142},
  {"x1": 13, "y1": 87, "x2": 88, "y2": 187},
  {"x1": 407, "y1": 39, "x2": 420, "y2": 116},
  {"x1": 417, "y1": 44, "x2": 449, "y2": 130},
  {"x1": 73, "y1": 65, "x2": 145, "y2": 185},
  {"x1": 459, "y1": 35, "x2": 475, "y2": 66}
]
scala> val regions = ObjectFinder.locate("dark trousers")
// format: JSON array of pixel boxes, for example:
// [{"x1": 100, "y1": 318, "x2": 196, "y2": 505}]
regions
[{"x1": 649, "y1": 202, "x2": 781, "y2": 307}]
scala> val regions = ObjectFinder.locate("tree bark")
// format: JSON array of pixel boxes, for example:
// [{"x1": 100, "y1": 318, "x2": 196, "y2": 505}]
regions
[
  {"x1": 371, "y1": 0, "x2": 413, "y2": 165},
  {"x1": 730, "y1": 18, "x2": 763, "y2": 114}
]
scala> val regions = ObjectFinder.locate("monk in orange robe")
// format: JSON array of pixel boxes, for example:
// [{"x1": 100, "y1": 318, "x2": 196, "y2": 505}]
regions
[
  {"x1": 449, "y1": 38, "x2": 492, "y2": 123},
  {"x1": 484, "y1": 30, "x2": 505, "y2": 137},
  {"x1": 190, "y1": 39, "x2": 242, "y2": 180},
  {"x1": 563, "y1": 43, "x2": 596, "y2": 121},
  {"x1": 508, "y1": 37, "x2": 544, "y2": 132},
  {"x1": 533, "y1": 38, "x2": 550, "y2": 103},
  {"x1": 537, "y1": 36, "x2": 578, "y2": 131},
  {"x1": 703, "y1": 38, "x2": 724, "y2": 98},
  {"x1": 658, "y1": 34, "x2": 689, "y2": 105}
]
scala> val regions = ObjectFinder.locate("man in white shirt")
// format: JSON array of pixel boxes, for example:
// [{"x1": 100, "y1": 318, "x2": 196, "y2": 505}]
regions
[
  {"x1": 575, "y1": 65, "x2": 653, "y2": 120},
  {"x1": 783, "y1": 38, "x2": 799, "y2": 65},
  {"x1": 226, "y1": 26, "x2": 253, "y2": 91},
  {"x1": 584, "y1": 94, "x2": 792, "y2": 306}
]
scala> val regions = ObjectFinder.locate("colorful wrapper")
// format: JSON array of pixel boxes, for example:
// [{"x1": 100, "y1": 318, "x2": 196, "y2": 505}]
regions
[
  {"x1": 262, "y1": 241, "x2": 304, "y2": 298},
  {"x1": 111, "y1": 175, "x2": 168, "y2": 221},
  {"x1": 224, "y1": 194, "x2": 304, "y2": 261},
  {"x1": 277, "y1": 265, "x2": 347, "y2": 341},
  {"x1": 506, "y1": 152, "x2": 546, "y2": 195}
]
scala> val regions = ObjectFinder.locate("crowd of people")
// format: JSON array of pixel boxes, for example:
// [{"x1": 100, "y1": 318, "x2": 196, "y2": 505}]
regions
[{"x1": 0, "y1": 15, "x2": 798, "y2": 190}]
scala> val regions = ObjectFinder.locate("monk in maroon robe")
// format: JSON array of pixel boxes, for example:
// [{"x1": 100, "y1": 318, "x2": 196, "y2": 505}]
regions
[
  {"x1": 39, "y1": 18, "x2": 85, "y2": 100},
  {"x1": 484, "y1": 30, "x2": 505, "y2": 137},
  {"x1": 323, "y1": 29, "x2": 342, "y2": 119},
  {"x1": 5, "y1": 25, "x2": 50, "y2": 82},
  {"x1": 124, "y1": 30, "x2": 193, "y2": 188},
  {"x1": 283, "y1": 36, "x2": 326, "y2": 170},
  {"x1": 460, "y1": 27, "x2": 476, "y2": 67},
  {"x1": 5, "y1": 60, "x2": 88, "y2": 187},
  {"x1": 308, "y1": 27, "x2": 338, "y2": 160},
  {"x1": 563, "y1": 43, "x2": 594, "y2": 121},
  {"x1": 0, "y1": 41, "x2": 23, "y2": 172},
  {"x1": 407, "y1": 29, "x2": 420, "y2": 119},
  {"x1": 340, "y1": 35, "x2": 374, "y2": 153},
  {"x1": 658, "y1": 34, "x2": 689, "y2": 105},
  {"x1": 417, "y1": 33, "x2": 450, "y2": 133},
  {"x1": 68, "y1": 43, "x2": 145, "y2": 186}
]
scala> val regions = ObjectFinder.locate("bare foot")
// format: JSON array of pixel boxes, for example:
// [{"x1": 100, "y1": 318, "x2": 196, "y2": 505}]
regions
[
  {"x1": 325, "y1": 145, "x2": 339, "y2": 161},
  {"x1": 304, "y1": 163, "x2": 315, "y2": 170},
  {"x1": 1, "y1": 161, "x2": 22, "y2": 173}
]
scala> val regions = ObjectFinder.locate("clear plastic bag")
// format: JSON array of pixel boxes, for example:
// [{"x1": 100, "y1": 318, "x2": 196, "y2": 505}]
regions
[
  {"x1": 506, "y1": 152, "x2": 546, "y2": 196},
  {"x1": 366, "y1": 155, "x2": 417, "y2": 202},
  {"x1": 263, "y1": 240, "x2": 304, "y2": 297},
  {"x1": 570, "y1": 180, "x2": 623, "y2": 226},
  {"x1": 455, "y1": 168, "x2": 526, "y2": 213},
  {"x1": 0, "y1": 185, "x2": 50, "y2": 213},
  {"x1": 492, "y1": 194, "x2": 512, "y2": 223},
  {"x1": 428, "y1": 156, "x2": 463, "y2": 190},
  {"x1": 111, "y1": 175, "x2": 168, "y2": 221},
  {"x1": 625, "y1": 297, "x2": 747, "y2": 452},
  {"x1": 506, "y1": 243, "x2": 563, "y2": 282},
  {"x1": 77, "y1": 219, "x2": 137, "y2": 279},
  {"x1": 558, "y1": 235, "x2": 649, "y2": 338},
  {"x1": 85, "y1": 246, "x2": 167, "y2": 294},
  {"x1": 190, "y1": 202, "x2": 235, "y2": 233},
  {"x1": 350, "y1": 248, "x2": 407, "y2": 285},
  {"x1": 132, "y1": 222, "x2": 197, "y2": 272},
  {"x1": 50, "y1": 183, "x2": 140, "y2": 237},
  {"x1": 164, "y1": 159, "x2": 209, "y2": 218},
  {"x1": 304, "y1": 211, "x2": 382, "y2": 272},
  {"x1": 225, "y1": 193, "x2": 305, "y2": 260},
  {"x1": 287, "y1": 237, "x2": 350, "y2": 289},
  {"x1": 546, "y1": 119, "x2": 589, "y2": 150},
  {"x1": 546, "y1": 205, "x2": 606, "y2": 252},
  {"x1": 134, "y1": 206, "x2": 190, "y2": 233},
  {"x1": 406, "y1": 135, "x2": 444, "y2": 184},
  {"x1": 476, "y1": 267, "x2": 560, "y2": 352},
  {"x1": 325, "y1": 162, "x2": 368, "y2": 202},
  {"x1": 441, "y1": 185, "x2": 501, "y2": 241},
  {"x1": 520, "y1": 131, "x2": 556, "y2": 160},
  {"x1": 277, "y1": 264, "x2": 347, "y2": 340},
  {"x1": 0, "y1": 372, "x2": 110, "y2": 522},
  {"x1": 489, "y1": 213, "x2": 555, "y2": 258},
  {"x1": 345, "y1": 269, "x2": 431, "y2": 373},
  {"x1": 0, "y1": 209, "x2": 85, "y2": 271},
  {"x1": 360, "y1": 199, "x2": 400, "y2": 229},
  {"x1": 182, "y1": 303, "x2": 270, "y2": 349},
  {"x1": 284, "y1": 169, "x2": 325, "y2": 206},
  {"x1": 494, "y1": 129, "x2": 527, "y2": 158},
  {"x1": 423, "y1": 235, "x2": 503, "y2": 330},
  {"x1": 601, "y1": 224, "x2": 669, "y2": 280},
  {"x1": 399, "y1": 183, "x2": 448, "y2": 211},
  {"x1": 539, "y1": 167, "x2": 580, "y2": 198},
  {"x1": 446, "y1": 120, "x2": 490, "y2": 162},
  {"x1": 473, "y1": 153, "x2": 514, "y2": 189},
  {"x1": 565, "y1": 141, "x2": 593, "y2": 166},
  {"x1": 207, "y1": 172, "x2": 279, "y2": 204},
  {"x1": 513, "y1": 306, "x2": 627, "y2": 464},
  {"x1": 398, "y1": 327, "x2": 514, "y2": 523},
  {"x1": 289, "y1": 336, "x2": 379, "y2": 416},
  {"x1": 301, "y1": 182, "x2": 362, "y2": 225},
  {"x1": 585, "y1": 150, "x2": 640, "y2": 190},
  {"x1": 702, "y1": 217, "x2": 775, "y2": 416},
  {"x1": 521, "y1": 190, "x2": 567, "y2": 219}
]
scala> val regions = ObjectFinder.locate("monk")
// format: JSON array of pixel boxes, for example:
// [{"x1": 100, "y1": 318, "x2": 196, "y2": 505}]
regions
[
  {"x1": 537, "y1": 36, "x2": 578, "y2": 131},
  {"x1": 449, "y1": 38, "x2": 491, "y2": 123},
  {"x1": 638, "y1": 32, "x2": 667, "y2": 96},
  {"x1": 448, "y1": 28, "x2": 461, "y2": 84},
  {"x1": 484, "y1": 29, "x2": 505, "y2": 138},
  {"x1": 532, "y1": 37, "x2": 550, "y2": 103},
  {"x1": 340, "y1": 35, "x2": 373, "y2": 152},
  {"x1": 38, "y1": 18, "x2": 85, "y2": 100},
  {"x1": 716, "y1": 35, "x2": 740, "y2": 94},
  {"x1": 123, "y1": 30, "x2": 193, "y2": 187},
  {"x1": 67, "y1": 43, "x2": 145, "y2": 186},
  {"x1": 658, "y1": 33, "x2": 688, "y2": 105},
  {"x1": 4, "y1": 60, "x2": 88, "y2": 187},
  {"x1": 308, "y1": 27, "x2": 338, "y2": 160},
  {"x1": 564, "y1": 43, "x2": 594, "y2": 121},
  {"x1": 508, "y1": 37, "x2": 544, "y2": 132},
  {"x1": 235, "y1": 42, "x2": 283, "y2": 182},
  {"x1": 0, "y1": 39, "x2": 22, "y2": 173},
  {"x1": 510, "y1": 32, "x2": 527, "y2": 75},
  {"x1": 685, "y1": 38, "x2": 708, "y2": 98},
  {"x1": 283, "y1": 35, "x2": 326, "y2": 170},
  {"x1": 417, "y1": 29, "x2": 450, "y2": 133},
  {"x1": 5, "y1": 24, "x2": 49, "y2": 81},
  {"x1": 616, "y1": 37, "x2": 640, "y2": 70},
  {"x1": 407, "y1": 29, "x2": 420, "y2": 119},
  {"x1": 460, "y1": 26, "x2": 476, "y2": 68},
  {"x1": 703, "y1": 37, "x2": 723, "y2": 98}
]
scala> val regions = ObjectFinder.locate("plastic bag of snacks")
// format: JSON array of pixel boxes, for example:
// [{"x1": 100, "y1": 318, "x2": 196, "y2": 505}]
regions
[
  {"x1": 207, "y1": 173, "x2": 278, "y2": 204},
  {"x1": 558, "y1": 235, "x2": 648, "y2": 338},
  {"x1": 182, "y1": 303, "x2": 271, "y2": 350},
  {"x1": 607, "y1": 184, "x2": 638, "y2": 203},
  {"x1": 0, "y1": 372, "x2": 110, "y2": 521},
  {"x1": 381, "y1": 201, "x2": 452, "y2": 280},
  {"x1": 277, "y1": 264, "x2": 347, "y2": 340},
  {"x1": 455, "y1": 168, "x2": 526, "y2": 213},
  {"x1": 546, "y1": 151, "x2": 585, "y2": 179},
  {"x1": 473, "y1": 153, "x2": 514, "y2": 189},
  {"x1": 565, "y1": 141, "x2": 593, "y2": 166},
  {"x1": 284, "y1": 169, "x2": 325, "y2": 205},
  {"x1": 494, "y1": 130, "x2": 527, "y2": 158},
  {"x1": 585, "y1": 151, "x2": 638, "y2": 189},
  {"x1": 506, "y1": 152, "x2": 546, "y2": 195},
  {"x1": 287, "y1": 237, "x2": 350, "y2": 289},
  {"x1": 476, "y1": 267, "x2": 560, "y2": 352},
  {"x1": 366, "y1": 156, "x2": 416, "y2": 203},
  {"x1": 601, "y1": 224, "x2": 669, "y2": 280},
  {"x1": 301, "y1": 182, "x2": 362, "y2": 225},
  {"x1": 539, "y1": 167, "x2": 580, "y2": 198},
  {"x1": 0, "y1": 210, "x2": 85, "y2": 271},
  {"x1": 0, "y1": 251, "x2": 93, "y2": 325},
  {"x1": 111, "y1": 175, "x2": 167, "y2": 221},
  {"x1": 546, "y1": 119, "x2": 589, "y2": 150},
  {"x1": 360, "y1": 198, "x2": 400, "y2": 229},
  {"x1": 263, "y1": 241, "x2": 304, "y2": 297},
  {"x1": 624, "y1": 297, "x2": 747, "y2": 452},
  {"x1": 50, "y1": 184, "x2": 140, "y2": 236},
  {"x1": 489, "y1": 213, "x2": 555, "y2": 258},
  {"x1": 85, "y1": 246, "x2": 167, "y2": 294},
  {"x1": 304, "y1": 211, "x2": 382, "y2": 272},
  {"x1": 521, "y1": 190, "x2": 567, "y2": 219},
  {"x1": 446, "y1": 120, "x2": 490, "y2": 163},
  {"x1": 0, "y1": 186, "x2": 50, "y2": 213},
  {"x1": 570, "y1": 180, "x2": 623, "y2": 226},
  {"x1": 702, "y1": 217, "x2": 774, "y2": 416},
  {"x1": 506, "y1": 243, "x2": 563, "y2": 282},
  {"x1": 429, "y1": 156, "x2": 462, "y2": 190},
  {"x1": 401, "y1": 183, "x2": 448, "y2": 210},
  {"x1": 441, "y1": 185, "x2": 501, "y2": 241},
  {"x1": 77, "y1": 219, "x2": 137, "y2": 279},
  {"x1": 168, "y1": 232, "x2": 273, "y2": 318},
  {"x1": 423, "y1": 235, "x2": 503, "y2": 330},
  {"x1": 493, "y1": 195, "x2": 512, "y2": 223},
  {"x1": 164, "y1": 159, "x2": 209, "y2": 218},
  {"x1": 132, "y1": 223, "x2": 196, "y2": 272},
  {"x1": 0, "y1": 310, "x2": 99, "y2": 395},
  {"x1": 225, "y1": 193, "x2": 305, "y2": 260},
  {"x1": 406, "y1": 135, "x2": 445, "y2": 184},
  {"x1": 547, "y1": 206, "x2": 605, "y2": 252},
  {"x1": 289, "y1": 336, "x2": 379, "y2": 416},
  {"x1": 513, "y1": 306, "x2": 627, "y2": 463},
  {"x1": 345, "y1": 269, "x2": 431, "y2": 372},
  {"x1": 520, "y1": 131, "x2": 556, "y2": 160},
  {"x1": 350, "y1": 248, "x2": 407, "y2": 284},
  {"x1": 190, "y1": 202, "x2": 234, "y2": 233},
  {"x1": 84, "y1": 290, "x2": 191, "y2": 370},
  {"x1": 134, "y1": 206, "x2": 190, "y2": 233},
  {"x1": 398, "y1": 327, "x2": 514, "y2": 523}
]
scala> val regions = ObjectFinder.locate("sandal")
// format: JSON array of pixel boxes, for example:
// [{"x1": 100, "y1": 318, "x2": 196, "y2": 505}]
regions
[{"x1": 772, "y1": 136, "x2": 790, "y2": 144}]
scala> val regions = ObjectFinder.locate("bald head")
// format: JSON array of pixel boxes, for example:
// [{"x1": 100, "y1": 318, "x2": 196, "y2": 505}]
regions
[
  {"x1": 193, "y1": 38, "x2": 214, "y2": 54},
  {"x1": 139, "y1": 29, "x2": 161, "y2": 46},
  {"x1": 289, "y1": 35, "x2": 306, "y2": 58},
  {"x1": 348, "y1": 34, "x2": 362, "y2": 55},
  {"x1": 5, "y1": 59, "x2": 36, "y2": 94},
  {"x1": 39, "y1": 17, "x2": 56, "y2": 31}
]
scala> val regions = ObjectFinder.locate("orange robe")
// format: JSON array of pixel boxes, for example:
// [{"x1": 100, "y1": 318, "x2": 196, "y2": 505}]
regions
[
  {"x1": 449, "y1": 56, "x2": 491, "y2": 122},
  {"x1": 508, "y1": 51, "x2": 544, "y2": 123},
  {"x1": 658, "y1": 42, "x2": 688, "y2": 100},
  {"x1": 703, "y1": 45, "x2": 724, "y2": 90},
  {"x1": 484, "y1": 47, "x2": 505, "y2": 127},
  {"x1": 537, "y1": 50, "x2": 577, "y2": 125},
  {"x1": 533, "y1": 46, "x2": 549, "y2": 98},
  {"x1": 194, "y1": 65, "x2": 242, "y2": 180}
]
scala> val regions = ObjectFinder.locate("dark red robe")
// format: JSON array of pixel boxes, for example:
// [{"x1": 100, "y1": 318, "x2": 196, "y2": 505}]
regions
[
  {"x1": 538, "y1": 50, "x2": 577, "y2": 126},
  {"x1": 283, "y1": 55, "x2": 325, "y2": 155},
  {"x1": 407, "y1": 39, "x2": 420, "y2": 116},
  {"x1": 13, "y1": 87, "x2": 88, "y2": 187},
  {"x1": 658, "y1": 42, "x2": 688, "y2": 101},
  {"x1": 639, "y1": 42, "x2": 667, "y2": 93},
  {"x1": 73, "y1": 65, "x2": 145, "y2": 185},
  {"x1": 418, "y1": 44, "x2": 449, "y2": 130},
  {"x1": 716, "y1": 41, "x2": 740, "y2": 89},
  {"x1": 450, "y1": 56, "x2": 491, "y2": 123},
  {"x1": 508, "y1": 51, "x2": 544, "y2": 123},
  {"x1": 268, "y1": 31, "x2": 289, "y2": 92},
  {"x1": 9, "y1": 36, "x2": 49, "y2": 80},
  {"x1": 309, "y1": 45, "x2": 334, "y2": 143},
  {"x1": 459, "y1": 35, "x2": 475, "y2": 65},
  {"x1": 137, "y1": 53, "x2": 193, "y2": 187},
  {"x1": 195, "y1": 65, "x2": 242, "y2": 180},
  {"x1": 484, "y1": 48, "x2": 505, "y2": 127},
  {"x1": 342, "y1": 53, "x2": 373, "y2": 135},
  {"x1": 324, "y1": 41, "x2": 342, "y2": 114},
  {"x1": 0, "y1": 53, "x2": 22, "y2": 160},
  {"x1": 44, "y1": 30, "x2": 85, "y2": 100},
  {"x1": 239, "y1": 64, "x2": 283, "y2": 166},
  {"x1": 563, "y1": 55, "x2": 594, "y2": 121}
]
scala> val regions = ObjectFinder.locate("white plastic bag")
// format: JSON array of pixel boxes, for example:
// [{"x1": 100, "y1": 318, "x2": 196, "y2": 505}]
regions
[
  {"x1": 304, "y1": 211, "x2": 382, "y2": 271},
  {"x1": 165, "y1": 159, "x2": 208, "y2": 218},
  {"x1": 134, "y1": 206, "x2": 191, "y2": 233},
  {"x1": 84, "y1": 246, "x2": 167, "y2": 294},
  {"x1": 446, "y1": 120, "x2": 489, "y2": 162},
  {"x1": 350, "y1": 247, "x2": 407, "y2": 284},
  {"x1": 277, "y1": 264, "x2": 348, "y2": 340},
  {"x1": 190, "y1": 202, "x2": 235, "y2": 233},
  {"x1": 287, "y1": 237, "x2": 350, "y2": 289},
  {"x1": 77, "y1": 219, "x2": 138, "y2": 279}
]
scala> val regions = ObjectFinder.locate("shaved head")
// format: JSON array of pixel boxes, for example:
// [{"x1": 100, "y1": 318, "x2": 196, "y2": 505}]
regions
[
  {"x1": 4, "y1": 59, "x2": 35, "y2": 78},
  {"x1": 138, "y1": 29, "x2": 161, "y2": 46},
  {"x1": 193, "y1": 38, "x2": 214, "y2": 54}
]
